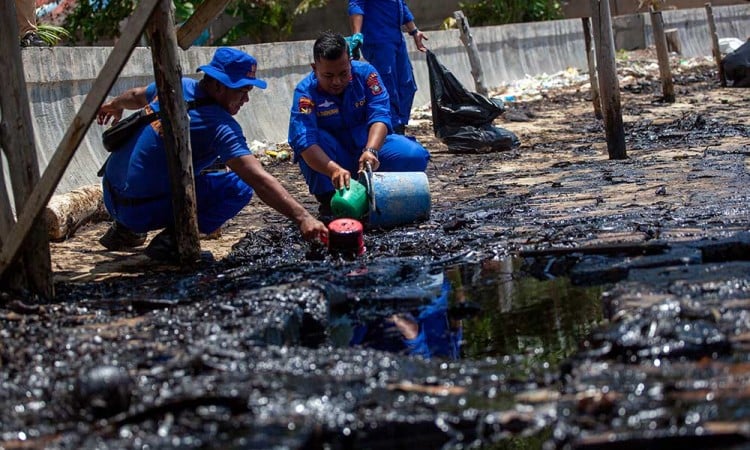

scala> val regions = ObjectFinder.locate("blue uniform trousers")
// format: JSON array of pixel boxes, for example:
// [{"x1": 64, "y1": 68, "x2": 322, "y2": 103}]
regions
[
  {"x1": 103, "y1": 170, "x2": 253, "y2": 234},
  {"x1": 298, "y1": 130, "x2": 429, "y2": 195},
  {"x1": 362, "y1": 40, "x2": 417, "y2": 130}
]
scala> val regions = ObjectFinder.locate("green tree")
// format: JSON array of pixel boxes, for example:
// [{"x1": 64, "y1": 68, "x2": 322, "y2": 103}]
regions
[
  {"x1": 458, "y1": 0, "x2": 562, "y2": 27},
  {"x1": 63, "y1": 0, "x2": 328, "y2": 45}
]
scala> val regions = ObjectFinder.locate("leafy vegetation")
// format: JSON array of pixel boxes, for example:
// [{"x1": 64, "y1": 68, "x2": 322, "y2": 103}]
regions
[
  {"x1": 63, "y1": 0, "x2": 328, "y2": 45},
  {"x1": 36, "y1": 24, "x2": 72, "y2": 46},
  {"x1": 62, "y1": 0, "x2": 568, "y2": 45},
  {"x1": 220, "y1": 0, "x2": 296, "y2": 44},
  {"x1": 458, "y1": 0, "x2": 563, "y2": 27},
  {"x1": 64, "y1": 0, "x2": 139, "y2": 44}
]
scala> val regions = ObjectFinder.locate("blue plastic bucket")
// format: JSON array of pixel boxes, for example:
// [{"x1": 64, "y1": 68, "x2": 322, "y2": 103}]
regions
[{"x1": 361, "y1": 171, "x2": 431, "y2": 228}]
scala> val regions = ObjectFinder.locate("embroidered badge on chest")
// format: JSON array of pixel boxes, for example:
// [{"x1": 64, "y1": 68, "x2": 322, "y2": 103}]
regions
[
  {"x1": 316, "y1": 98, "x2": 339, "y2": 117},
  {"x1": 367, "y1": 73, "x2": 384, "y2": 95}
]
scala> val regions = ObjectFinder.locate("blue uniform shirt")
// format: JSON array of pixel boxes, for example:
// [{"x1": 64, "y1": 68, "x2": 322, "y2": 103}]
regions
[
  {"x1": 348, "y1": 0, "x2": 415, "y2": 44},
  {"x1": 104, "y1": 78, "x2": 252, "y2": 200},
  {"x1": 288, "y1": 60, "x2": 392, "y2": 158}
]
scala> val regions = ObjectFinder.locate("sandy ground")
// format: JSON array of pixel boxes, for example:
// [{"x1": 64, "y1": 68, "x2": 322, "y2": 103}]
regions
[{"x1": 48, "y1": 49, "x2": 750, "y2": 284}]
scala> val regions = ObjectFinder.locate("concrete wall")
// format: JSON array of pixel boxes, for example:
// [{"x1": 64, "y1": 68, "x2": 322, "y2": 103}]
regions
[
  {"x1": 560, "y1": 0, "x2": 749, "y2": 18},
  {"x1": 13, "y1": 4, "x2": 750, "y2": 197}
]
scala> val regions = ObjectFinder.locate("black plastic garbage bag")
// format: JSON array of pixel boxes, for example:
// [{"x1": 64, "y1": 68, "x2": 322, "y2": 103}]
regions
[
  {"x1": 441, "y1": 124, "x2": 521, "y2": 154},
  {"x1": 722, "y1": 39, "x2": 750, "y2": 87},
  {"x1": 427, "y1": 50, "x2": 520, "y2": 153}
]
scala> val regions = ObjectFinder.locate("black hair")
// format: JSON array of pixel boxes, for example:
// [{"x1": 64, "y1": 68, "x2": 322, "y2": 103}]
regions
[{"x1": 313, "y1": 31, "x2": 347, "y2": 62}]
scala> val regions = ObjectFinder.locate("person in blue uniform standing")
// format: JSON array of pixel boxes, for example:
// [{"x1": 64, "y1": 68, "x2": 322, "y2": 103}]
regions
[
  {"x1": 348, "y1": 0, "x2": 428, "y2": 135},
  {"x1": 97, "y1": 47, "x2": 328, "y2": 261},
  {"x1": 288, "y1": 31, "x2": 430, "y2": 216}
]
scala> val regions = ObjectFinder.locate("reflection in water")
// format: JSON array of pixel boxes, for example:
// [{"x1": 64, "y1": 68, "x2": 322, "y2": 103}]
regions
[
  {"x1": 459, "y1": 258, "x2": 604, "y2": 368},
  {"x1": 332, "y1": 271, "x2": 464, "y2": 360},
  {"x1": 331, "y1": 257, "x2": 603, "y2": 367}
]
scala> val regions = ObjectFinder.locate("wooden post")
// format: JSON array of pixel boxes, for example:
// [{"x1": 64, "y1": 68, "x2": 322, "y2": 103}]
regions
[
  {"x1": 705, "y1": 3, "x2": 727, "y2": 87},
  {"x1": 176, "y1": 0, "x2": 231, "y2": 50},
  {"x1": 590, "y1": 0, "x2": 627, "y2": 159},
  {"x1": 0, "y1": 163, "x2": 11, "y2": 241},
  {"x1": 650, "y1": 7, "x2": 675, "y2": 103},
  {"x1": 0, "y1": 0, "x2": 160, "y2": 281},
  {"x1": 582, "y1": 17, "x2": 603, "y2": 120},
  {"x1": 0, "y1": 0, "x2": 53, "y2": 298},
  {"x1": 453, "y1": 10, "x2": 488, "y2": 96},
  {"x1": 664, "y1": 28, "x2": 682, "y2": 54},
  {"x1": 148, "y1": 0, "x2": 202, "y2": 263}
]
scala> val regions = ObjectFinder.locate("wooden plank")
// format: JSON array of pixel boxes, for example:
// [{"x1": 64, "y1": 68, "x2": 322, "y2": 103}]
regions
[
  {"x1": 0, "y1": 0, "x2": 52, "y2": 298},
  {"x1": 0, "y1": 0, "x2": 16, "y2": 242},
  {"x1": 176, "y1": 0, "x2": 231, "y2": 50},
  {"x1": 0, "y1": 0, "x2": 18, "y2": 282},
  {"x1": 0, "y1": 158, "x2": 11, "y2": 240},
  {"x1": 590, "y1": 0, "x2": 627, "y2": 160},
  {"x1": 0, "y1": 0, "x2": 160, "y2": 280},
  {"x1": 453, "y1": 10, "x2": 488, "y2": 96},
  {"x1": 705, "y1": 3, "x2": 727, "y2": 87},
  {"x1": 582, "y1": 17, "x2": 603, "y2": 120},
  {"x1": 650, "y1": 7, "x2": 676, "y2": 103},
  {"x1": 148, "y1": 0, "x2": 202, "y2": 263}
]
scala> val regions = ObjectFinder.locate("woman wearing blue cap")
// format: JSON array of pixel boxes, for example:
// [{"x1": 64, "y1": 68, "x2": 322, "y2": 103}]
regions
[{"x1": 96, "y1": 47, "x2": 328, "y2": 261}]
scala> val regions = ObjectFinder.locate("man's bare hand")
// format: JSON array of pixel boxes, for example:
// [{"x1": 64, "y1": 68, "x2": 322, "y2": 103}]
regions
[
  {"x1": 413, "y1": 31, "x2": 428, "y2": 52},
  {"x1": 358, "y1": 151, "x2": 380, "y2": 172},
  {"x1": 97, "y1": 102, "x2": 124, "y2": 126},
  {"x1": 331, "y1": 167, "x2": 352, "y2": 190},
  {"x1": 299, "y1": 216, "x2": 329, "y2": 243}
]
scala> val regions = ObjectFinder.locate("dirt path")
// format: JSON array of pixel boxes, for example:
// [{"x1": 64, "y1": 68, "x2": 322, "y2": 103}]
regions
[{"x1": 49, "y1": 50, "x2": 750, "y2": 284}]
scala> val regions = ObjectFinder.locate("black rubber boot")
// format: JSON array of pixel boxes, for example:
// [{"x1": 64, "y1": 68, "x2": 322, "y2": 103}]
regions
[
  {"x1": 144, "y1": 229, "x2": 178, "y2": 262},
  {"x1": 99, "y1": 222, "x2": 147, "y2": 250}
]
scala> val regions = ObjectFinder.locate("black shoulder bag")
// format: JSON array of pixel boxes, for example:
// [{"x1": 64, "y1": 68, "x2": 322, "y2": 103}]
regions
[
  {"x1": 101, "y1": 97, "x2": 214, "y2": 153},
  {"x1": 97, "y1": 97, "x2": 215, "y2": 177}
]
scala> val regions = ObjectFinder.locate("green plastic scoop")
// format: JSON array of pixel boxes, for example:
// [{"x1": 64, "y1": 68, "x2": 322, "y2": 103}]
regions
[{"x1": 330, "y1": 179, "x2": 369, "y2": 219}]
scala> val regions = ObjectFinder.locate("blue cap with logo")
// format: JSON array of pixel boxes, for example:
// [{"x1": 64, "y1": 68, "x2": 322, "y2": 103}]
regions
[{"x1": 197, "y1": 47, "x2": 268, "y2": 89}]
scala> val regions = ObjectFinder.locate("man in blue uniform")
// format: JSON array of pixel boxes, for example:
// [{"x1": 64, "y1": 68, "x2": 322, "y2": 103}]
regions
[
  {"x1": 288, "y1": 32, "x2": 430, "y2": 216},
  {"x1": 97, "y1": 47, "x2": 327, "y2": 261},
  {"x1": 348, "y1": 0, "x2": 428, "y2": 135}
]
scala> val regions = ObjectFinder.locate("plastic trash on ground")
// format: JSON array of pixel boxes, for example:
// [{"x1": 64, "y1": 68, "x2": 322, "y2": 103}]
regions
[
  {"x1": 719, "y1": 37, "x2": 745, "y2": 55},
  {"x1": 250, "y1": 140, "x2": 290, "y2": 165}
]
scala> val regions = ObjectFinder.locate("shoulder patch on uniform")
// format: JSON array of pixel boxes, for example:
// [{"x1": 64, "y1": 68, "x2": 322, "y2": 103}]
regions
[
  {"x1": 366, "y1": 72, "x2": 384, "y2": 95},
  {"x1": 298, "y1": 97, "x2": 314, "y2": 114}
]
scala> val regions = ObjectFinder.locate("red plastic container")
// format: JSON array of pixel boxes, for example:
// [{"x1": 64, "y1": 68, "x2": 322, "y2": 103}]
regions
[{"x1": 327, "y1": 218, "x2": 365, "y2": 256}]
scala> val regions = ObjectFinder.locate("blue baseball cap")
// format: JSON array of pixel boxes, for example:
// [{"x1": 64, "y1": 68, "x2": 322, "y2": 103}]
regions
[{"x1": 197, "y1": 47, "x2": 267, "y2": 89}]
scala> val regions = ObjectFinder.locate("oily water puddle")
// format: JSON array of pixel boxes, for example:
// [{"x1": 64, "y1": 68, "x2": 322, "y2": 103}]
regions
[
  {"x1": 3, "y1": 55, "x2": 750, "y2": 449},
  {"x1": 4, "y1": 221, "x2": 750, "y2": 449}
]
